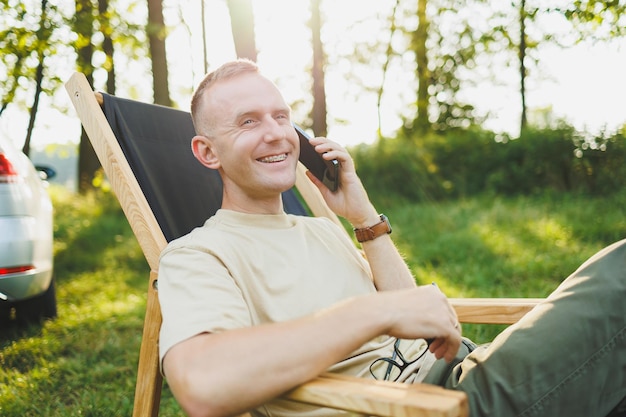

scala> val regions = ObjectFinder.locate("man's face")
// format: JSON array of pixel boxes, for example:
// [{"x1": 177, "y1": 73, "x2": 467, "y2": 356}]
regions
[{"x1": 199, "y1": 72, "x2": 300, "y2": 203}]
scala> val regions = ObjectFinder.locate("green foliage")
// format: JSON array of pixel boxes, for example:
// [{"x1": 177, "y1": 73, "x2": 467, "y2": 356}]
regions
[
  {"x1": 571, "y1": 127, "x2": 626, "y2": 195},
  {"x1": 352, "y1": 124, "x2": 626, "y2": 203},
  {"x1": 564, "y1": 0, "x2": 626, "y2": 39},
  {"x1": 0, "y1": 0, "x2": 68, "y2": 113},
  {"x1": 485, "y1": 126, "x2": 582, "y2": 195},
  {"x1": 351, "y1": 137, "x2": 435, "y2": 205}
]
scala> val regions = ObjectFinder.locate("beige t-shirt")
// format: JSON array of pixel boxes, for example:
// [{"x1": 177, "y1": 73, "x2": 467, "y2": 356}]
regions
[{"x1": 158, "y1": 209, "x2": 434, "y2": 416}]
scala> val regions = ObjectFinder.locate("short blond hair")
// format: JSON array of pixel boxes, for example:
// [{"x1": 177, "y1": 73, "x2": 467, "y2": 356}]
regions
[{"x1": 190, "y1": 59, "x2": 260, "y2": 136}]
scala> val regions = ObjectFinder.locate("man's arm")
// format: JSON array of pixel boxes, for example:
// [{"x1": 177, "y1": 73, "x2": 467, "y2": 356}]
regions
[
  {"x1": 304, "y1": 138, "x2": 419, "y2": 291},
  {"x1": 357, "y1": 223, "x2": 417, "y2": 290},
  {"x1": 305, "y1": 137, "x2": 460, "y2": 359},
  {"x1": 163, "y1": 286, "x2": 458, "y2": 417}
]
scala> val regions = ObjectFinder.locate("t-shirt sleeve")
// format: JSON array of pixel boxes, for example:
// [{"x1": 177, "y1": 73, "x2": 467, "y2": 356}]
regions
[{"x1": 157, "y1": 244, "x2": 251, "y2": 365}]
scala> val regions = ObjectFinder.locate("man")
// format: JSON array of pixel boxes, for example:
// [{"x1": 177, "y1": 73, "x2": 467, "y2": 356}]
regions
[{"x1": 158, "y1": 59, "x2": 626, "y2": 417}]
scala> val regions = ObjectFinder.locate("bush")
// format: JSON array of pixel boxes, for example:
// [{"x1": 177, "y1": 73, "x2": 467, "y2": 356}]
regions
[
  {"x1": 351, "y1": 124, "x2": 626, "y2": 202},
  {"x1": 573, "y1": 129, "x2": 626, "y2": 195},
  {"x1": 487, "y1": 126, "x2": 579, "y2": 195},
  {"x1": 351, "y1": 138, "x2": 435, "y2": 205}
]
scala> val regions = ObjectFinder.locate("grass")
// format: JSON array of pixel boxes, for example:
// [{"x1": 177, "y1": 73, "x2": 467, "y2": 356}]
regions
[
  {"x1": 1, "y1": 185, "x2": 624, "y2": 416},
  {"x1": 0, "y1": 187, "x2": 183, "y2": 417},
  {"x1": 385, "y1": 191, "x2": 626, "y2": 342}
]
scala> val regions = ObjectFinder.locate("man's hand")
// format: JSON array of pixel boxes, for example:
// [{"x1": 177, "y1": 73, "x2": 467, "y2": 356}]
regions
[
  {"x1": 303, "y1": 137, "x2": 379, "y2": 227},
  {"x1": 374, "y1": 284, "x2": 463, "y2": 363}
]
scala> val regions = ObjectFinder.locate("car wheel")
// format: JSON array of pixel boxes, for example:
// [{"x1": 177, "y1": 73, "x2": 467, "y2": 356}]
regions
[
  {"x1": 14, "y1": 279, "x2": 58, "y2": 325},
  {"x1": 0, "y1": 300, "x2": 12, "y2": 328}
]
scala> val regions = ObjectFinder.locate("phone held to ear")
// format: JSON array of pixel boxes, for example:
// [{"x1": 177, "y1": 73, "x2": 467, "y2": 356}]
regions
[{"x1": 294, "y1": 124, "x2": 340, "y2": 192}]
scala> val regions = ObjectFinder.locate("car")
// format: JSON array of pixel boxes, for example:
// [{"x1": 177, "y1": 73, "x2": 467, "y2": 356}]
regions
[{"x1": 0, "y1": 134, "x2": 57, "y2": 326}]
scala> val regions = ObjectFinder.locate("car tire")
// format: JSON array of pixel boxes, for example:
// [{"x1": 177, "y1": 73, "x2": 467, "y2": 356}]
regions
[
  {"x1": 14, "y1": 278, "x2": 58, "y2": 325},
  {"x1": 0, "y1": 300, "x2": 11, "y2": 328}
]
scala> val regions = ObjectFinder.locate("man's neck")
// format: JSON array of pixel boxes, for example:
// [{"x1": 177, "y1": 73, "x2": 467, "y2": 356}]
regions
[{"x1": 221, "y1": 194, "x2": 284, "y2": 215}]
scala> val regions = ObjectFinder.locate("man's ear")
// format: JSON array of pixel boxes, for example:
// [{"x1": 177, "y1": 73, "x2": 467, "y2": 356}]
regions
[{"x1": 191, "y1": 135, "x2": 221, "y2": 169}]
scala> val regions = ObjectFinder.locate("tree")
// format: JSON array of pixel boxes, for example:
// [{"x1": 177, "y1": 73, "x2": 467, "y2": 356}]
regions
[
  {"x1": 484, "y1": 0, "x2": 625, "y2": 135},
  {"x1": 0, "y1": 0, "x2": 64, "y2": 155},
  {"x1": 412, "y1": 0, "x2": 430, "y2": 133},
  {"x1": 226, "y1": 0, "x2": 257, "y2": 61},
  {"x1": 487, "y1": 1, "x2": 563, "y2": 134},
  {"x1": 70, "y1": 0, "x2": 150, "y2": 191},
  {"x1": 377, "y1": 0, "x2": 402, "y2": 139},
  {"x1": 309, "y1": 0, "x2": 327, "y2": 137},
  {"x1": 200, "y1": 0, "x2": 209, "y2": 74},
  {"x1": 98, "y1": 0, "x2": 116, "y2": 94},
  {"x1": 519, "y1": 0, "x2": 528, "y2": 131},
  {"x1": 147, "y1": 0, "x2": 172, "y2": 106},
  {"x1": 405, "y1": 0, "x2": 485, "y2": 134},
  {"x1": 562, "y1": 0, "x2": 626, "y2": 40},
  {"x1": 23, "y1": 0, "x2": 48, "y2": 156},
  {"x1": 73, "y1": 0, "x2": 102, "y2": 192}
]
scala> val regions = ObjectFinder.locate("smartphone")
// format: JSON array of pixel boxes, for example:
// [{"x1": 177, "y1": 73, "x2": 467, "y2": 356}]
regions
[{"x1": 294, "y1": 124, "x2": 340, "y2": 192}]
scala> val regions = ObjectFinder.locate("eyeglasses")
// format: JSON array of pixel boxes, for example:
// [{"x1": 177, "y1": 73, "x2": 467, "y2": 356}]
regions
[{"x1": 369, "y1": 338, "x2": 429, "y2": 382}]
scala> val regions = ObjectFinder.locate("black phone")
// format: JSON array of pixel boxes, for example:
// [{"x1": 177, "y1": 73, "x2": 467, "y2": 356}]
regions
[{"x1": 294, "y1": 124, "x2": 340, "y2": 192}]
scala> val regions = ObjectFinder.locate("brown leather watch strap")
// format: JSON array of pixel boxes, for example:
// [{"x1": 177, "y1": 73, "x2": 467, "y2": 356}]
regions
[{"x1": 353, "y1": 214, "x2": 392, "y2": 242}]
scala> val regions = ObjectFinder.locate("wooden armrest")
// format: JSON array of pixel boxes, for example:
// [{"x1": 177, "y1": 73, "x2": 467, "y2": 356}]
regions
[
  {"x1": 283, "y1": 373, "x2": 468, "y2": 417},
  {"x1": 283, "y1": 299, "x2": 542, "y2": 415},
  {"x1": 451, "y1": 297, "x2": 542, "y2": 324}
]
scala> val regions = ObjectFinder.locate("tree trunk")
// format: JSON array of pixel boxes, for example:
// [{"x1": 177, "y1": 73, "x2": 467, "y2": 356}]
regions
[
  {"x1": 226, "y1": 0, "x2": 257, "y2": 61},
  {"x1": 22, "y1": 0, "x2": 48, "y2": 156},
  {"x1": 377, "y1": 0, "x2": 401, "y2": 139},
  {"x1": 201, "y1": 0, "x2": 208, "y2": 74},
  {"x1": 147, "y1": 0, "x2": 172, "y2": 106},
  {"x1": 75, "y1": 0, "x2": 100, "y2": 193},
  {"x1": 99, "y1": 0, "x2": 116, "y2": 94},
  {"x1": 22, "y1": 62, "x2": 44, "y2": 157},
  {"x1": 310, "y1": 0, "x2": 327, "y2": 137},
  {"x1": 519, "y1": 0, "x2": 528, "y2": 133},
  {"x1": 413, "y1": 0, "x2": 430, "y2": 134}
]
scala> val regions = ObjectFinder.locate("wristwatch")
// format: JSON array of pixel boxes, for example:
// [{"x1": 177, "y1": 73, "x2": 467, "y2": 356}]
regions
[{"x1": 353, "y1": 214, "x2": 392, "y2": 243}]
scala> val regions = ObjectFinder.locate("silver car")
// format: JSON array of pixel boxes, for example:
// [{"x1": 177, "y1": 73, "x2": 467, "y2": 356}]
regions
[{"x1": 0, "y1": 134, "x2": 56, "y2": 325}]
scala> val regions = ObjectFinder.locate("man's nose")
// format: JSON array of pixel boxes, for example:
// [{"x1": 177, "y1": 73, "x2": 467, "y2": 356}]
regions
[{"x1": 261, "y1": 117, "x2": 286, "y2": 142}]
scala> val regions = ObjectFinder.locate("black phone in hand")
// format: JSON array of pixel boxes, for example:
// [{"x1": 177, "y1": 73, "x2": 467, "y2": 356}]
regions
[{"x1": 294, "y1": 124, "x2": 339, "y2": 192}]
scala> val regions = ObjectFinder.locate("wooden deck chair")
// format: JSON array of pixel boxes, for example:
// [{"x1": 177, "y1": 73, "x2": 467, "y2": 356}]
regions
[{"x1": 65, "y1": 72, "x2": 541, "y2": 417}]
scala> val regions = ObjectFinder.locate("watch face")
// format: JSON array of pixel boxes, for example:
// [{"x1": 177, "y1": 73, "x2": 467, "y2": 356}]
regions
[{"x1": 382, "y1": 215, "x2": 392, "y2": 233}]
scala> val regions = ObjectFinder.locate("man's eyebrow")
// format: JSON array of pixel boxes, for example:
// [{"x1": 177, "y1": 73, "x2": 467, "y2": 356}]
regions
[
  {"x1": 233, "y1": 109, "x2": 259, "y2": 120},
  {"x1": 233, "y1": 107, "x2": 290, "y2": 121}
]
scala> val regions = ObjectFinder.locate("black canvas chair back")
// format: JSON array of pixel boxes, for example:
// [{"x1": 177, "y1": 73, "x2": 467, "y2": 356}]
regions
[{"x1": 100, "y1": 93, "x2": 307, "y2": 242}]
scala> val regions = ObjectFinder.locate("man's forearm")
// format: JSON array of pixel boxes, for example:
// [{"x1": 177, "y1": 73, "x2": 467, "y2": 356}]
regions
[
  {"x1": 360, "y1": 233, "x2": 417, "y2": 291},
  {"x1": 163, "y1": 293, "x2": 391, "y2": 417}
]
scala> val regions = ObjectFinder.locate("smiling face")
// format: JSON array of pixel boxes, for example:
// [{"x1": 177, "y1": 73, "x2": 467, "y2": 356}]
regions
[{"x1": 191, "y1": 71, "x2": 300, "y2": 213}]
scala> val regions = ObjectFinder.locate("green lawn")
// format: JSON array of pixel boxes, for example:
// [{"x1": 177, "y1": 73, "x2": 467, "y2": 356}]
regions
[{"x1": 1, "y1": 186, "x2": 624, "y2": 416}]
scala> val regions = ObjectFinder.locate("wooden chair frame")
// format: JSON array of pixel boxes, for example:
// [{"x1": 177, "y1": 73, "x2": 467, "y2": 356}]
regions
[{"x1": 66, "y1": 72, "x2": 541, "y2": 417}]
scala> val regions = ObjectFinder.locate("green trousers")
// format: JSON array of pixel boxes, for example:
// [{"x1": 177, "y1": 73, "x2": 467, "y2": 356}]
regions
[{"x1": 423, "y1": 239, "x2": 626, "y2": 417}]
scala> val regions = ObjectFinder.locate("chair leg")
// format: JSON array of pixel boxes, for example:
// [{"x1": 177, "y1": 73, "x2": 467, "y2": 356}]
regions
[{"x1": 132, "y1": 272, "x2": 164, "y2": 417}]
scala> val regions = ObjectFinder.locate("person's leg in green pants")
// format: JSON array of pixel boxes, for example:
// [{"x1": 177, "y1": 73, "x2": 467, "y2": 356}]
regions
[{"x1": 426, "y1": 239, "x2": 626, "y2": 417}]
